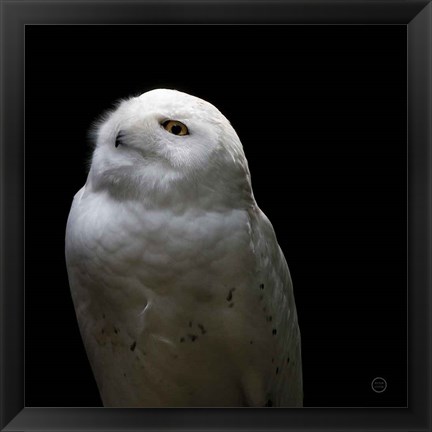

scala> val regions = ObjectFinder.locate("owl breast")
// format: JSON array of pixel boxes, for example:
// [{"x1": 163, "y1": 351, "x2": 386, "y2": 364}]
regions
[{"x1": 66, "y1": 187, "x2": 278, "y2": 407}]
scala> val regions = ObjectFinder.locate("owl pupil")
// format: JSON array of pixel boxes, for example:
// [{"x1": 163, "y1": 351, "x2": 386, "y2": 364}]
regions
[{"x1": 171, "y1": 125, "x2": 182, "y2": 135}]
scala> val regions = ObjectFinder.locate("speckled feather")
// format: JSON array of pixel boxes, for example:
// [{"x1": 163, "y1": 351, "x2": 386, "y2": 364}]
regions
[{"x1": 65, "y1": 89, "x2": 302, "y2": 407}]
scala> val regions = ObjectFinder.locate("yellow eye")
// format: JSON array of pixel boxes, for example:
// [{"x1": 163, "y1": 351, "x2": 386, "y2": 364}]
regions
[{"x1": 162, "y1": 120, "x2": 189, "y2": 136}]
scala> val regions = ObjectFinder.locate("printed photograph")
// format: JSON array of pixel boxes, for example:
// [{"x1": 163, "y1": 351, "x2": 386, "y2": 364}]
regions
[{"x1": 24, "y1": 24, "x2": 407, "y2": 407}]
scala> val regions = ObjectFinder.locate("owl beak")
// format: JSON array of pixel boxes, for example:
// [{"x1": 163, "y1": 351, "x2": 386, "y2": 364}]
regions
[{"x1": 115, "y1": 131, "x2": 125, "y2": 148}]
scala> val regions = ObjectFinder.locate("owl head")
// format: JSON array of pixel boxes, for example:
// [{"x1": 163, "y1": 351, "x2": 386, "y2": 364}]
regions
[{"x1": 88, "y1": 89, "x2": 253, "y2": 209}]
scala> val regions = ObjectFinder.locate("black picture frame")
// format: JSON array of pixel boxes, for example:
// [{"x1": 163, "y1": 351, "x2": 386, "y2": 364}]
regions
[{"x1": 1, "y1": 1, "x2": 431, "y2": 431}]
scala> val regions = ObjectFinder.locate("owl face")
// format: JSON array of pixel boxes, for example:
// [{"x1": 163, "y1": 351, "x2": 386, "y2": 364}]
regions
[
  {"x1": 94, "y1": 89, "x2": 239, "y2": 173},
  {"x1": 88, "y1": 89, "x2": 251, "y2": 208}
]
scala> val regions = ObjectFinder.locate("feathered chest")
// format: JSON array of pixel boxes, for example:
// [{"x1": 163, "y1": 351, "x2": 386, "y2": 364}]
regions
[
  {"x1": 66, "y1": 187, "x2": 300, "y2": 407},
  {"x1": 66, "y1": 188, "x2": 256, "y2": 293}
]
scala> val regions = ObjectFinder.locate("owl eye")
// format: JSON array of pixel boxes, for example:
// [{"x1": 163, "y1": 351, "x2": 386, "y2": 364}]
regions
[{"x1": 161, "y1": 120, "x2": 189, "y2": 136}]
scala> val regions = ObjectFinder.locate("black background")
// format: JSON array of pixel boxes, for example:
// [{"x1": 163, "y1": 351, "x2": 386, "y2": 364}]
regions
[{"x1": 25, "y1": 25, "x2": 407, "y2": 407}]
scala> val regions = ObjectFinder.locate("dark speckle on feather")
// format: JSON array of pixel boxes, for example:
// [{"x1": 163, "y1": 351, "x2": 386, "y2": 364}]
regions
[
  {"x1": 276, "y1": 367, "x2": 279, "y2": 375},
  {"x1": 260, "y1": 283, "x2": 264, "y2": 290},
  {"x1": 102, "y1": 313, "x2": 106, "y2": 319},
  {"x1": 272, "y1": 329, "x2": 277, "y2": 335},
  {"x1": 287, "y1": 357, "x2": 290, "y2": 364},
  {"x1": 130, "y1": 341, "x2": 137, "y2": 351},
  {"x1": 180, "y1": 337, "x2": 185, "y2": 343},
  {"x1": 114, "y1": 327, "x2": 119, "y2": 334},
  {"x1": 188, "y1": 334, "x2": 198, "y2": 342},
  {"x1": 226, "y1": 288, "x2": 236, "y2": 302},
  {"x1": 250, "y1": 340, "x2": 253, "y2": 344},
  {"x1": 197, "y1": 323, "x2": 207, "y2": 334},
  {"x1": 229, "y1": 302, "x2": 234, "y2": 308},
  {"x1": 265, "y1": 399, "x2": 273, "y2": 407}
]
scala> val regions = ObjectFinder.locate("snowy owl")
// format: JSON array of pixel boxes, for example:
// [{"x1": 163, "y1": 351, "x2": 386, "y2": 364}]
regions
[{"x1": 65, "y1": 89, "x2": 303, "y2": 407}]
